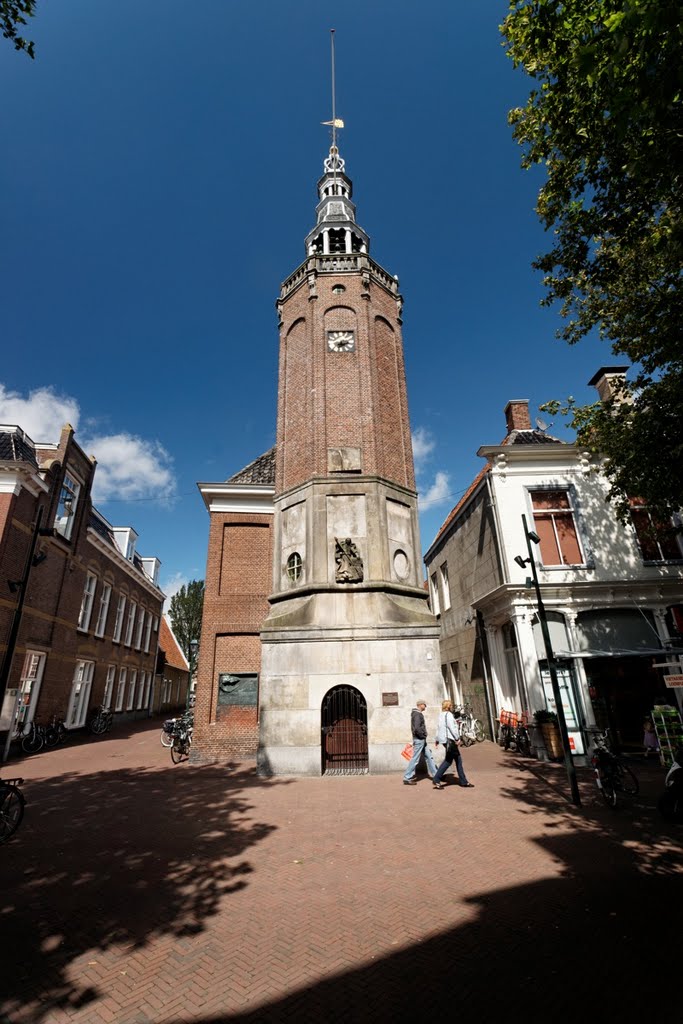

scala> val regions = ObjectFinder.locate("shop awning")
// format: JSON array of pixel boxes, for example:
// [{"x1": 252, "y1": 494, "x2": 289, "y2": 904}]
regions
[{"x1": 554, "y1": 648, "x2": 683, "y2": 660}]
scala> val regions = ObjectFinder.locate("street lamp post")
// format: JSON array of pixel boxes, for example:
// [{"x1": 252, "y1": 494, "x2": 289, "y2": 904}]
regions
[{"x1": 517, "y1": 514, "x2": 582, "y2": 807}]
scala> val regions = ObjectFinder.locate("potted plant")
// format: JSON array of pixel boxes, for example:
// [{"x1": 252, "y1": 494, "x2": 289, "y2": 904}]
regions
[{"x1": 533, "y1": 709, "x2": 563, "y2": 759}]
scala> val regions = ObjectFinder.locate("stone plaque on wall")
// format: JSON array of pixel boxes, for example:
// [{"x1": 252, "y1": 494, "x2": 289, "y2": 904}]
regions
[
  {"x1": 328, "y1": 447, "x2": 362, "y2": 473},
  {"x1": 382, "y1": 692, "x2": 399, "y2": 706},
  {"x1": 217, "y1": 673, "x2": 258, "y2": 707}
]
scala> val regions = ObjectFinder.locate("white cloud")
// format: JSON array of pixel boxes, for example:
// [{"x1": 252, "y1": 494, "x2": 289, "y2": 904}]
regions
[
  {"x1": 161, "y1": 572, "x2": 189, "y2": 610},
  {"x1": 412, "y1": 426, "x2": 435, "y2": 474},
  {"x1": 0, "y1": 384, "x2": 80, "y2": 441},
  {"x1": 419, "y1": 471, "x2": 451, "y2": 511},
  {"x1": 0, "y1": 382, "x2": 176, "y2": 505},
  {"x1": 88, "y1": 433, "x2": 176, "y2": 503}
]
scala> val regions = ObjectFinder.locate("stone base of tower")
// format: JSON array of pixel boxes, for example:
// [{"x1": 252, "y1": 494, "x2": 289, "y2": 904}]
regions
[{"x1": 257, "y1": 614, "x2": 443, "y2": 775}]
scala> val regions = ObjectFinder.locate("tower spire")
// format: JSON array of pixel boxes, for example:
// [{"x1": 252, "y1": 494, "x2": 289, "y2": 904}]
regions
[{"x1": 308, "y1": 30, "x2": 368, "y2": 259}]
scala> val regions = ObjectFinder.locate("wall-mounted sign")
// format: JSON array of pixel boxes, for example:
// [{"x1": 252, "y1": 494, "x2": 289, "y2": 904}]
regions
[
  {"x1": 382, "y1": 692, "x2": 399, "y2": 707},
  {"x1": 217, "y1": 673, "x2": 258, "y2": 707}
]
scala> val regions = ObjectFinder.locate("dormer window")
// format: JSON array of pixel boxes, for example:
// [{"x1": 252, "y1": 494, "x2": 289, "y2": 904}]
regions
[{"x1": 55, "y1": 470, "x2": 80, "y2": 540}]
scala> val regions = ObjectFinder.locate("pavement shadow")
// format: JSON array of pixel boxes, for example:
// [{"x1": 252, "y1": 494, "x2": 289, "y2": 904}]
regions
[
  {"x1": 161, "y1": 766, "x2": 682, "y2": 1022},
  {"x1": 0, "y1": 762, "x2": 289, "y2": 1021}
]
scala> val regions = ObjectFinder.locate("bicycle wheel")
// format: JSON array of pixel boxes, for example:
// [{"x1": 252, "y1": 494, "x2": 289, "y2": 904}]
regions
[
  {"x1": 616, "y1": 762, "x2": 639, "y2": 796},
  {"x1": 473, "y1": 720, "x2": 485, "y2": 743},
  {"x1": 21, "y1": 730, "x2": 43, "y2": 754},
  {"x1": 160, "y1": 728, "x2": 174, "y2": 748},
  {"x1": 599, "y1": 774, "x2": 618, "y2": 808},
  {"x1": 0, "y1": 784, "x2": 25, "y2": 844},
  {"x1": 171, "y1": 740, "x2": 187, "y2": 764},
  {"x1": 44, "y1": 727, "x2": 59, "y2": 747},
  {"x1": 91, "y1": 716, "x2": 107, "y2": 735},
  {"x1": 460, "y1": 727, "x2": 474, "y2": 747},
  {"x1": 516, "y1": 728, "x2": 531, "y2": 757}
]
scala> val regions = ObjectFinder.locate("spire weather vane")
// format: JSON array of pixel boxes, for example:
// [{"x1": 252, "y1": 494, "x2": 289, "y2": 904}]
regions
[{"x1": 321, "y1": 29, "x2": 345, "y2": 177}]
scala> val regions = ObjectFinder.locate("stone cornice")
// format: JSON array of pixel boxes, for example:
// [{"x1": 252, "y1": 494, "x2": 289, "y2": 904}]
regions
[{"x1": 197, "y1": 481, "x2": 275, "y2": 515}]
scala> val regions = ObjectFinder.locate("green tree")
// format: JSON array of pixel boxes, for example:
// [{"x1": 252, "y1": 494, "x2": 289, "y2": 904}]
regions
[
  {"x1": 168, "y1": 580, "x2": 205, "y2": 678},
  {"x1": 501, "y1": 1, "x2": 683, "y2": 521},
  {"x1": 2, "y1": 1, "x2": 36, "y2": 58}
]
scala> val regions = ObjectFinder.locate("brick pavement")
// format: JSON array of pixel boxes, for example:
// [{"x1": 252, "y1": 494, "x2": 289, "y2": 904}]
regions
[{"x1": 1, "y1": 720, "x2": 681, "y2": 1024}]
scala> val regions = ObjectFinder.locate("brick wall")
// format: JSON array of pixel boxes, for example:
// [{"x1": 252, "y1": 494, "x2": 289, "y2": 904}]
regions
[
  {"x1": 276, "y1": 271, "x2": 415, "y2": 495},
  {"x1": 193, "y1": 511, "x2": 272, "y2": 762},
  {"x1": 0, "y1": 428, "x2": 164, "y2": 742}
]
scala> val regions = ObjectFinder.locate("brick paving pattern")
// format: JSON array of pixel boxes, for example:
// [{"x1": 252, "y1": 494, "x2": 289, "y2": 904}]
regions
[{"x1": 1, "y1": 720, "x2": 680, "y2": 1023}]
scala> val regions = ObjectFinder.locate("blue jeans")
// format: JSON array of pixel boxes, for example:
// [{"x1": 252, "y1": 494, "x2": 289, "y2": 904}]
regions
[
  {"x1": 433, "y1": 741, "x2": 469, "y2": 786},
  {"x1": 403, "y1": 738, "x2": 437, "y2": 781}
]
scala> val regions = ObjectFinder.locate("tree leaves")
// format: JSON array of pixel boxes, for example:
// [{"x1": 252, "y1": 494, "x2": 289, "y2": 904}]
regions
[
  {"x1": 502, "y1": 0, "x2": 683, "y2": 520},
  {"x1": 1, "y1": 1, "x2": 36, "y2": 58},
  {"x1": 168, "y1": 581, "x2": 205, "y2": 678}
]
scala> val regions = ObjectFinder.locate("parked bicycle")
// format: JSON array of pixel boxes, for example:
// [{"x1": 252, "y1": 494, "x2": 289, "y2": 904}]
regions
[
  {"x1": 0, "y1": 776, "x2": 25, "y2": 845},
  {"x1": 499, "y1": 709, "x2": 531, "y2": 756},
  {"x1": 161, "y1": 711, "x2": 193, "y2": 748},
  {"x1": 21, "y1": 720, "x2": 45, "y2": 754},
  {"x1": 170, "y1": 717, "x2": 193, "y2": 764},
  {"x1": 591, "y1": 730, "x2": 639, "y2": 808},
  {"x1": 44, "y1": 715, "x2": 66, "y2": 747},
  {"x1": 454, "y1": 702, "x2": 486, "y2": 746},
  {"x1": 89, "y1": 705, "x2": 114, "y2": 735}
]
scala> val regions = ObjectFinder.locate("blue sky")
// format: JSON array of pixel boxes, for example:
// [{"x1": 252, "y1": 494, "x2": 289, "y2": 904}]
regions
[{"x1": 0, "y1": 1, "x2": 608, "y2": 600}]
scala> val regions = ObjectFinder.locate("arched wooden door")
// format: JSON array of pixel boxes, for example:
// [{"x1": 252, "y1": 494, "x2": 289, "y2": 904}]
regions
[{"x1": 321, "y1": 685, "x2": 369, "y2": 775}]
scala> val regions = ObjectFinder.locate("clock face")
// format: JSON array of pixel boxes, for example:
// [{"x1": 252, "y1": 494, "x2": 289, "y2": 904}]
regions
[{"x1": 327, "y1": 330, "x2": 355, "y2": 352}]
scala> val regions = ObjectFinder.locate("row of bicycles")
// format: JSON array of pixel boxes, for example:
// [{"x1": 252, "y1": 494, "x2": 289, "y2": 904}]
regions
[
  {"x1": 20, "y1": 715, "x2": 67, "y2": 754},
  {"x1": 454, "y1": 702, "x2": 486, "y2": 746},
  {"x1": 499, "y1": 707, "x2": 643, "y2": 809},
  {"x1": 161, "y1": 711, "x2": 194, "y2": 763}
]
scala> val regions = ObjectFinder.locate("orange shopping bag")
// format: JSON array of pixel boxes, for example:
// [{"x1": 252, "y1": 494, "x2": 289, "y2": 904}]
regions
[{"x1": 401, "y1": 743, "x2": 414, "y2": 761}]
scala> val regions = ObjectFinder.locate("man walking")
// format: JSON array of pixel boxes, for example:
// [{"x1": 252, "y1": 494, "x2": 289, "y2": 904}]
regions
[{"x1": 403, "y1": 700, "x2": 437, "y2": 785}]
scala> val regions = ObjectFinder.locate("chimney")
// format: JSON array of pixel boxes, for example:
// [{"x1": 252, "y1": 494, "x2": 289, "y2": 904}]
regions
[
  {"x1": 504, "y1": 400, "x2": 531, "y2": 434},
  {"x1": 587, "y1": 366, "x2": 629, "y2": 404}
]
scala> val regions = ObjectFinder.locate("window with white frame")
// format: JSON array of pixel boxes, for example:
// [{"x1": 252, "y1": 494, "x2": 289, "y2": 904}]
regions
[
  {"x1": 136, "y1": 671, "x2": 146, "y2": 709},
  {"x1": 143, "y1": 611, "x2": 153, "y2": 653},
  {"x1": 54, "y1": 470, "x2": 81, "y2": 540},
  {"x1": 430, "y1": 573, "x2": 440, "y2": 615},
  {"x1": 14, "y1": 650, "x2": 46, "y2": 736},
  {"x1": 126, "y1": 670, "x2": 137, "y2": 710},
  {"x1": 134, "y1": 606, "x2": 145, "y2": 649},
  {"x1": 439, "y1": 562, "x2": 451, "y2": 610},
  {"x1": 530, "y1": 490, "x2": 584, "y2": 566},
  {"x1": 161, "y1": 679, "x2": 171, "y2": 705},
  {"x1": 124, "y1": 601, "x2": 137, "y2": 646},
  {"x1": 142, "y1": 671, "x2": 152, "y2": 709},
  {"x1": 77, "y1": 573, "x2": 97, "y2": 631},
  {"x1": 94, "y1": 583, "x2": 112, "y2": 637},
  {"x1": 103, "y1": 665, "x2": 116, "y2": 708},
  {"x1": 115, "y1": 668, "x2": 127, "y2": 711},
  {"x1": 629, "y1": 500, "x2": 683, "y2": 562},
  {"x1": 65, "y1": 661, "x2": 94, "y2": 728},
  {"x1": 113, "y1": 595, "x2": 126, "y2": 643}
]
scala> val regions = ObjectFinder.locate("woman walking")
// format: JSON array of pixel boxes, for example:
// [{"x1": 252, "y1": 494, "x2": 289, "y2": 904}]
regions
[{"x1": 432, "y1": 699, "x2": 474, "y2": 790}]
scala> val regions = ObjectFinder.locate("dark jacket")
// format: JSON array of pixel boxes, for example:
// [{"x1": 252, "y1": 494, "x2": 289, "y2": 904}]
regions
[{"x1": 410, "y1": 708, "x2": 427, "y2": 740}]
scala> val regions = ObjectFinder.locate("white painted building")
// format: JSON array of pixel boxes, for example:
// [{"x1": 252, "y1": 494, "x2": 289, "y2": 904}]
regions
[{"x1": 424, "y1": 368, "x2": 683, "y2": 757}]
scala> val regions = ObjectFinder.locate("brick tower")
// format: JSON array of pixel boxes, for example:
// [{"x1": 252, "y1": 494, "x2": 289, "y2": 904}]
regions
[{"x1": 258, "y1": 138, "x2": 442, "y2": 774}]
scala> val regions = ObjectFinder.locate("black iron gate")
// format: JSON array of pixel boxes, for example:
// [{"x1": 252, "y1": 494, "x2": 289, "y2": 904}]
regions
[{"x1": 321, "y1": 685, "x2": 369, "y2": 775}]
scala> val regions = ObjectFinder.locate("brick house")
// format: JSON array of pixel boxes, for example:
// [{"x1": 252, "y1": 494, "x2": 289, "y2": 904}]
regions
[
  {"x1": 0, "y1": 422, "x2": 180, "y2": 751},
  {"x1": 193, "y1": 450, "x2": 274, "y2": 761},
  {"x1": 154, "y1": 616, "x2": 191, "y2": 715},
  {"x1": 423, "y1": 369, "x2": 683, "y2": 758}
]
